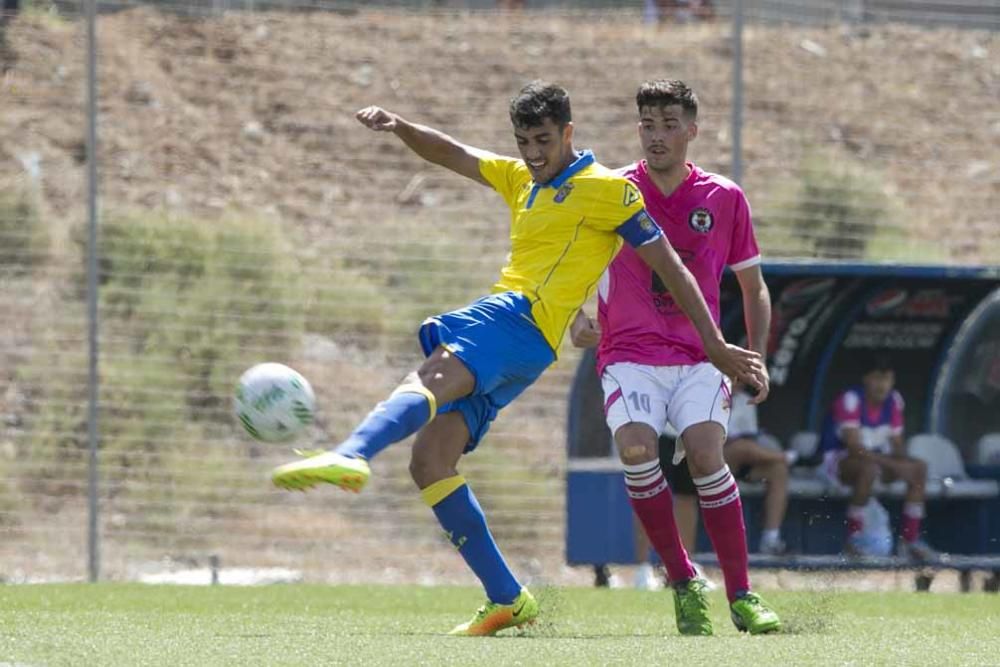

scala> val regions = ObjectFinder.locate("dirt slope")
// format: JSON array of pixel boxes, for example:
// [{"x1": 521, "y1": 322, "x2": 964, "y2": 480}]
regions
[{"x1": 1, "y1": 8, "x2": 997, "y2": 259}]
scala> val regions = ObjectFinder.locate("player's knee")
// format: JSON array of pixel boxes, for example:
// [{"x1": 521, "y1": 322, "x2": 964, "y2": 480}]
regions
[
  {"x1": 614, "y1": 425, "x2": 658, "y2": 465},
  {"x1": 409, "y1": 447, "x2": 444, "y2": 487},
  {"x1": 619, "y1": 444, "x2": 657, "y2": 465},
  {"x1": 408, "y1": 451, "x2": 427, "y2": 485},
  {"x1": 686, "y1": 447, "x2": 724, "y2": 479},
  {"x1": 682, "y1": 425, "x2": 725, "y2": 466}
]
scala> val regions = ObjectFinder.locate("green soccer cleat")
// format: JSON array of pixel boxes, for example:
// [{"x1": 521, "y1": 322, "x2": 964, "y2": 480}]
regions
[
  {"x1": 448, "y1": 588, "x2": 538, "y2": 637},
  {"x1": 730, "y1": 591, "x2": 781, "y2": 634},
  {"x1": 271, "y1": 450, "x2": 370, "y2": 492},
  {"x1": 672, "y1": 577, "x2": 713, "y2": 636}
]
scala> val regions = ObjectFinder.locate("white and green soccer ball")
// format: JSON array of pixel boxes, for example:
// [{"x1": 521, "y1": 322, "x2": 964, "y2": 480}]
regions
[{"x1": 234, "y1": 363, "x2": 315, "y2": 443}]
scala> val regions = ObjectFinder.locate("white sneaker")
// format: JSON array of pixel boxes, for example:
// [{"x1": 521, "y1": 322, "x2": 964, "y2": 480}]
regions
[
  {"x1": 845, "y1": 533, "x2": 883, "y2": 559},
  {"x1": 633, "y1": 563, "x2": 662, "y2": 590},
  {"x1": 759, "y1": 534, "x2": 787, "y2": 556}
]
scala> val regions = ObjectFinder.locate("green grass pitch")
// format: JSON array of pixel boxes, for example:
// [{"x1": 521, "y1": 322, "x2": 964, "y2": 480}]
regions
[{"x1": 1, "y1": 584, "x2": 998, "y2": 666}]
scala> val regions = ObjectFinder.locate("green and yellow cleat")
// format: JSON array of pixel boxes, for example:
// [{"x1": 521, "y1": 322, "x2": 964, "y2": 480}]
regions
[
  {"x1": 448, "y1": 587, "x2": 538, "y2": 637},
  {"x1": 271, "y1": 450, "x2": 370, "y2": 493},
  {"x1": 672, "y1": 578, "x2": 713, "y2": 636},
  {"x1": 730, "y1": 591, "x2": 781, "y2": 634}
]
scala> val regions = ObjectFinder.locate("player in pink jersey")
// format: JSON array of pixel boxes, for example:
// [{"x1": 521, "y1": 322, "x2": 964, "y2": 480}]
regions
[{"x1": 571, "y1": 80, "x2": 779, "y2": 635}]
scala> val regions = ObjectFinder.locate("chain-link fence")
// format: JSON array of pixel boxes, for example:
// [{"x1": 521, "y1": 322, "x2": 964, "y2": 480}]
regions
[{"x1": 0, "y1": 0, "x2": 997, "y2": 584}]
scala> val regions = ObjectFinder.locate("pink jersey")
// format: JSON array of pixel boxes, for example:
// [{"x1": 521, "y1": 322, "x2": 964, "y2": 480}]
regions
[
  {"x1": 596, "y1": 161, "x2": 760, "y2": 374},
  {"x1": 831, "y1": 388, "x2": 905, "y2": 454}
]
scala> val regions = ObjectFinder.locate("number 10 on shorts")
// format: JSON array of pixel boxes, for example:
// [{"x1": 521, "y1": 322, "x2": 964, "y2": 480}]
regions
[{"x1": 629, "y1": 391, "x2": 652, "y2": 413}]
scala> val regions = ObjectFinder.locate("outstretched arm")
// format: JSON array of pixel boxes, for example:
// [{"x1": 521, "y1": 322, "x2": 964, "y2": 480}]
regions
[
  {"x1": 634, "y1": 237, "x2": 764, "y2": 389},
  {"x1": 356, "y1": 106, "x2": 491, "y2": 186}
]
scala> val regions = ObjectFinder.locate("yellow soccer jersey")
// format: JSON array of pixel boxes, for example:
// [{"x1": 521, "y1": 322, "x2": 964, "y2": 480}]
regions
[{"x1": 479, "y1": 150, "x2": 661, "y2": 353}]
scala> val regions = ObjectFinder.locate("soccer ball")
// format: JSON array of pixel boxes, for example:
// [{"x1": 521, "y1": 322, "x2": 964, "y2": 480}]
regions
[{"x1": 234, "y1": 363, "x2": 315, "y2": 443}]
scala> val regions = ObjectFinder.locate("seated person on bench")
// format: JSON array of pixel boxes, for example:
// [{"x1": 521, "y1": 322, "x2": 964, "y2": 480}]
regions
[{"x1": 819, "y1": 354, "x2": 937, "y2": 560}]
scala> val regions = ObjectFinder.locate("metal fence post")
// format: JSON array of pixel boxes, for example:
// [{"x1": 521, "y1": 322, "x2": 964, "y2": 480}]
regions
[
  {"x1": 731, "y1": 0, "x2": 744, "y2": 184},
  {"x1": 85, "y1": 0, "x2": 101, "y2": 583}
]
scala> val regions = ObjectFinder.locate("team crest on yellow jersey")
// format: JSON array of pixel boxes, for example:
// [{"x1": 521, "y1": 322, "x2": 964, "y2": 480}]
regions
[{"x1": 554, "y1": 182, "x2": 575, "y2": 203}]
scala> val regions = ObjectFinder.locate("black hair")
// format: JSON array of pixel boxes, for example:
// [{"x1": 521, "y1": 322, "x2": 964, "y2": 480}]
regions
[
  {"x1": 864, "y1": 352, "x2": 895, "y2": 374},
  {"x1": 509, "y1": 80, "x2": 572, "y2": 129},
  {"x1": 635, "y1": 79, "x2": 698, "y2": 120}
]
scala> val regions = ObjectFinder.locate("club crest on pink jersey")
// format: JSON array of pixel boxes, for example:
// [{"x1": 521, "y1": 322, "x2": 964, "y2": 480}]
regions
[
  {"x1": 595, "y1": 162, "x2": 761, "y2": 374},
  {"x1": 689, "y1": 208, "x2": 714, "y2": 233}
]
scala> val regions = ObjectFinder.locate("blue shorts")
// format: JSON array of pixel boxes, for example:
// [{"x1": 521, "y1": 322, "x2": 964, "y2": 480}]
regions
[{"x1": 418, "y1": 291, "x2": 555, "y2": 451}]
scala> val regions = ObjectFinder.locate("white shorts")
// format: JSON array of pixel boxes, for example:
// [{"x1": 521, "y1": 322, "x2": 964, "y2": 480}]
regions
[
  {"x1": 820, "y1": 450, "x2": 850, "y2": 489},
  {"x1": 601, "y1": 361, "x2": 732, "y2": 462},
  {"x1": 821, "y1": 448, "x2": 889, "y2": 488}
]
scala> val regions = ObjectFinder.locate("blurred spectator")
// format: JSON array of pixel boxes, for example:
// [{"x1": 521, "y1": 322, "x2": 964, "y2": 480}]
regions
[
  {"x1": 496, "y1": 0, "x2": 525, "y2": 10},
  {"x1": 645, "y1": 0, "x2": 715, "y2": 24},
  {"x1": 720, "y1": 387, "x2": 795, "y2": 554},
  {"x1": 631, "y1": 523, "x2": 661, "y2": 590},
  {"x1": 818, "y1": 354, "x2": 937, "y2": 560}
]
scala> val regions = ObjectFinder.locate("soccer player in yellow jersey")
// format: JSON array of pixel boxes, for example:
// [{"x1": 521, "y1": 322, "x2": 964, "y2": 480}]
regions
[{"x1": 272, "y1": 81, "x2": 765, "y2": 636}]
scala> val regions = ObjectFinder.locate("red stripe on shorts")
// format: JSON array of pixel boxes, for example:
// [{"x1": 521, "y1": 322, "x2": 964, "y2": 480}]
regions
[{"x1": 604, "y1": 388, "x2": 623, "y2": 416}]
